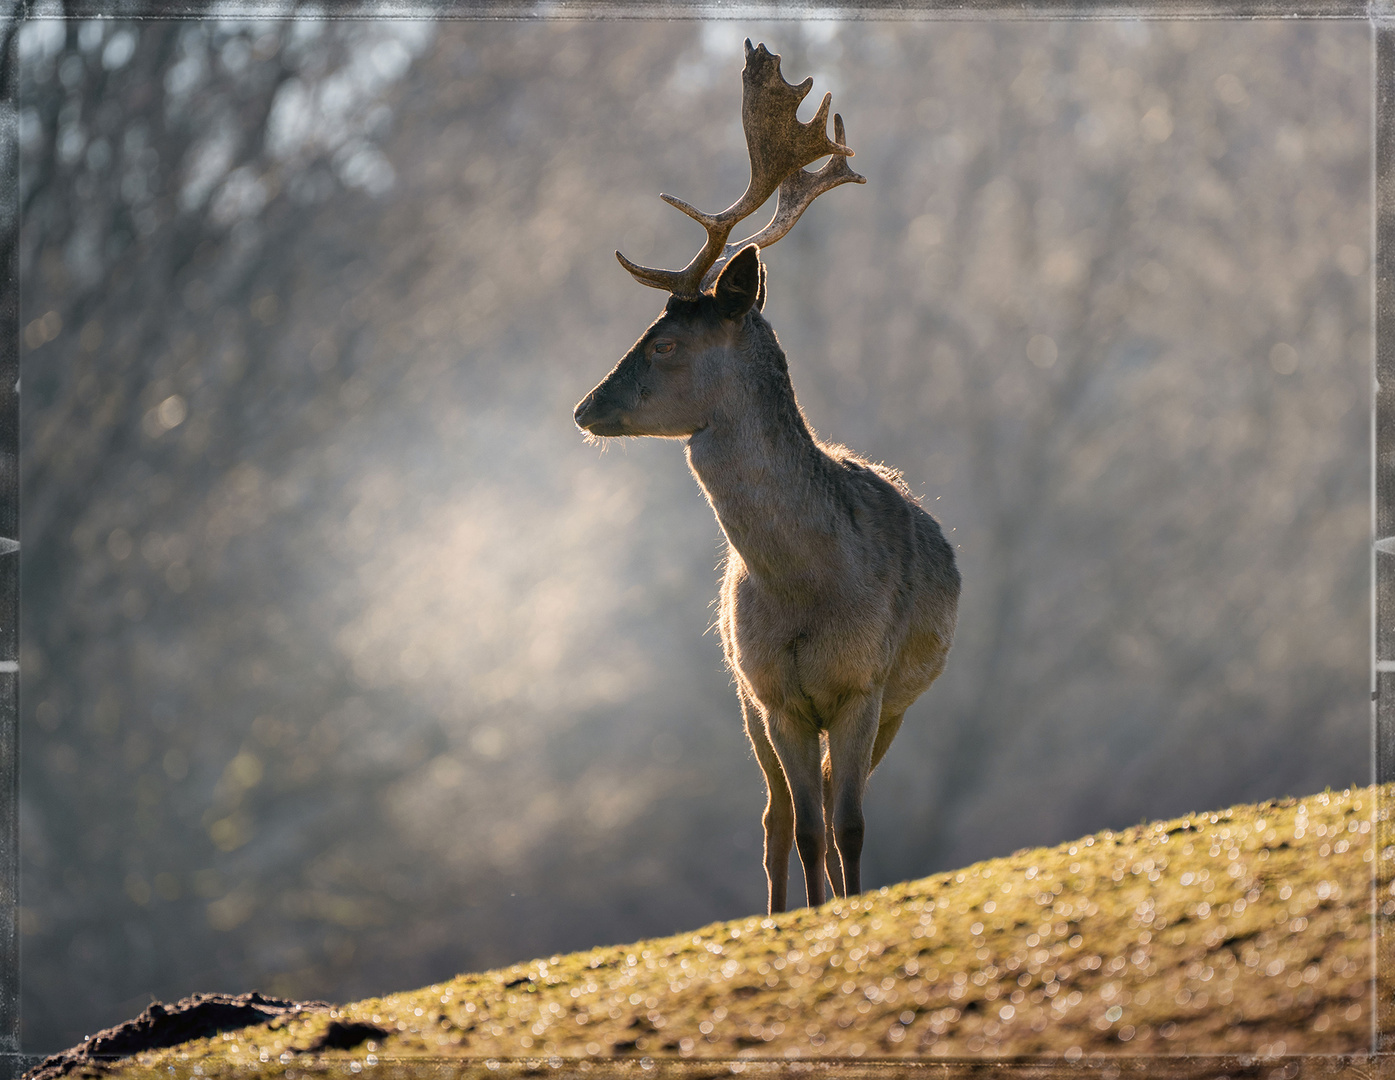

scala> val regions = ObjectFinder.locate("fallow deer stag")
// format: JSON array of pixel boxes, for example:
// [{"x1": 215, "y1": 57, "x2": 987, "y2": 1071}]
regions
[{"x1": 574, "y1": 41, "x2": 960, "y2": 914}]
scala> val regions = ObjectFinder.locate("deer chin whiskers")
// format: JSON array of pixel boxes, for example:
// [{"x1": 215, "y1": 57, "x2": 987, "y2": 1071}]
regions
[{"x1": 577, "y1": 39, "x2": 959, "y2": 915}]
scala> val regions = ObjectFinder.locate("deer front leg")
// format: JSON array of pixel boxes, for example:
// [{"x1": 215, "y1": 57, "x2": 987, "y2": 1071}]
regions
[
  {"x1": 824, "y1": 690, "x2": 882, "y2": 899},
  {"x1": 742, "y1": 694, "x2": 793, "y2": 914},
  {"x1": 822, "y1": 749, "x2": 846, "y2": 899},
  {"x1": 764, "y1": 712, "x2": 827, "y2": 908}
]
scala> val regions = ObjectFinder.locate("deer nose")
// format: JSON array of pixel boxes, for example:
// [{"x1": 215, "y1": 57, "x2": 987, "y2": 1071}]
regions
[
  {"x1": 575, "y1": 392, "x2": 612, "y2": 432},
  {"x1": 575, "y1": 389, "x2": 629, "y2": 436}
]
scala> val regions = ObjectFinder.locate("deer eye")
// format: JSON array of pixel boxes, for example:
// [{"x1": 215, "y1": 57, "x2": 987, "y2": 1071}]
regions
[{"x1": 652, "y1": 340, "x2": 675, "y2": 356}]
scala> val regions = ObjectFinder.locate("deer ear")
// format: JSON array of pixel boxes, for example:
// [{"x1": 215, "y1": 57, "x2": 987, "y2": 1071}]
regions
[
  {"x1": 756, "y1": 260, "x2": 767, "y2": 311},
  {"x1": 713, "y1": 244, "x2": 761, "y2": 321}
]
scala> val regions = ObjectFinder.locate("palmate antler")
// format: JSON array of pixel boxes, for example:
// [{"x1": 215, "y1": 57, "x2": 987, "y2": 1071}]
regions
[{"x1": 617, "y1": 39, "x2": 866, "y2": 300}]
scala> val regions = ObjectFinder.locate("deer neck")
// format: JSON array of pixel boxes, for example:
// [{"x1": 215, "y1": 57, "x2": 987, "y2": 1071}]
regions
[{"x1": 685, "y1": 336, "x2": 831, "y2": 590}]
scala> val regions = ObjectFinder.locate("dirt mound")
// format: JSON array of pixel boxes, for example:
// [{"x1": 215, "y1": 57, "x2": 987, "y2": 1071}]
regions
[{"x1": 24, "y1": 992, "x2": 331, "y2": 1080}]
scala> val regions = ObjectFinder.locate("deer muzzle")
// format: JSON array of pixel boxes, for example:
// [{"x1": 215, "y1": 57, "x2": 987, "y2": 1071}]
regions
[{"x1": 574, "y1": 381, "x2": 634, "y2": 437}]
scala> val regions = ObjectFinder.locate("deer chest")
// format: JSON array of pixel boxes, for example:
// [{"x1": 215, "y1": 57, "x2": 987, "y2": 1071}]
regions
[{"x1": 720, "y1": 565, "x2": 891, "y2": 725}]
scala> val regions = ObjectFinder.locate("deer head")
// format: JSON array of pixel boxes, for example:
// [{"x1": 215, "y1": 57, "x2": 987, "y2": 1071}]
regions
[{"x1": 574, "y1": 40, "x2": 864, "y2": 439}]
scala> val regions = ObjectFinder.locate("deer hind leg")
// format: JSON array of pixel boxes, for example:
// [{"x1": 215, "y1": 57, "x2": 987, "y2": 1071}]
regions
[
  {"x1": 764, "y1": 712, "x2": 827, "y2": 908},
  {"x1": 742, "y1": 693, "x2": 794, "y2": 914},
  {"x1": 824, "y1": 691, "x2": 883, "y2": 899},
  {"x1": 869, "y1": 710, "x2": 906, "y2": 774},
  {"x1": 821, "y1": 743, "x2": 846, "y2": 898}
]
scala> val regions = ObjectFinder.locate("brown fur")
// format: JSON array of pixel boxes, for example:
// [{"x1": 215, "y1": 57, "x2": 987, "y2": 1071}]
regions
[{"x1": 576, "y1": 246, "x2": 959, "y2": 912}]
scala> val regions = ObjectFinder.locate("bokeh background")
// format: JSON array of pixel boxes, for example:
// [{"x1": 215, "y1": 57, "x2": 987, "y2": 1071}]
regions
[{"x1": 15, "y1": 15, "x2": 1371, "y2": 1053}]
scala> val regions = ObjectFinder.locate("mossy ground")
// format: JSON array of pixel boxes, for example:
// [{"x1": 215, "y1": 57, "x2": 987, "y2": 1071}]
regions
[{"x1": 91, "y1": 786, "x2": 1390, "y2": 1078}]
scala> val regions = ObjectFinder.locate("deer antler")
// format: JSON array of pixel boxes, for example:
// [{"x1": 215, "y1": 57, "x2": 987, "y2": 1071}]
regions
[{"x1": 617, "y1": 40, "x2": 866, "y2": 300}]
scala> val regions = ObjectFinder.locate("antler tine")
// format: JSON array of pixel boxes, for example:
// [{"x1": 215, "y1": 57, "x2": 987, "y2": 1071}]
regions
[
  {"x1": 616, "y1": 40, "x2": 858, "y2": 299},
  {"x1": 699, "y1": 113, "x2": 866, "y2": 292}
]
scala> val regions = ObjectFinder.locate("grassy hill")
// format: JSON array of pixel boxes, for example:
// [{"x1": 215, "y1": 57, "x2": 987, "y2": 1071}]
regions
[{"x1": 62, "y1": 786, "x2": 1387, "y2": 1077}]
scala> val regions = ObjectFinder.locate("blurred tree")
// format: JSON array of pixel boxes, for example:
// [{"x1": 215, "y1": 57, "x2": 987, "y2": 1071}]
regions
[{"x1": 18, "y1": 12, "x2": 449, "y2": 1046}]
